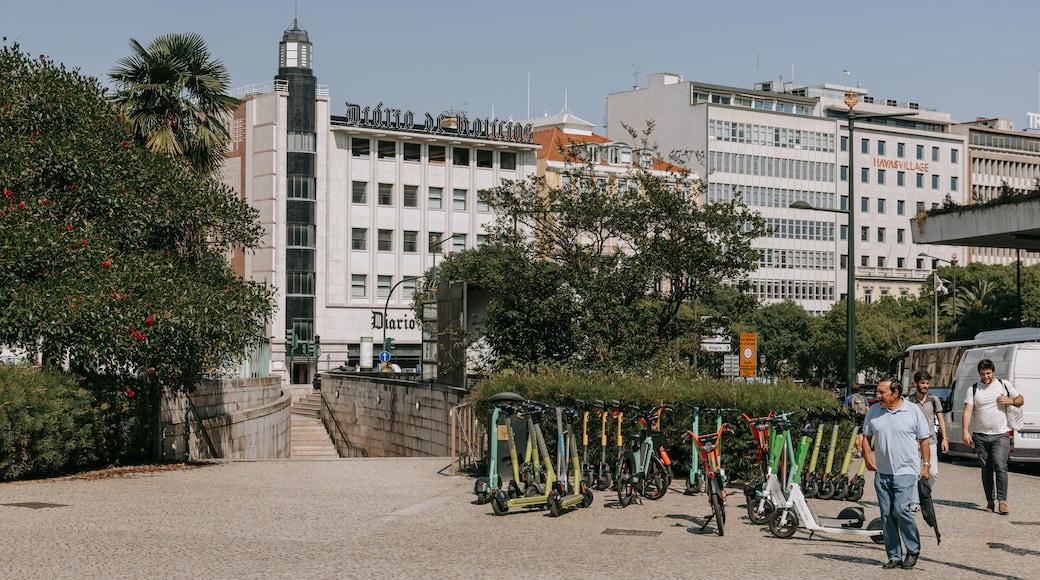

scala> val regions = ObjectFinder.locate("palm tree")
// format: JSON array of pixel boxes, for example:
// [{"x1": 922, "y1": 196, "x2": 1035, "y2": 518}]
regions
[{"x1": 109, "y1": 33, "x2": 239, "y2": 174}]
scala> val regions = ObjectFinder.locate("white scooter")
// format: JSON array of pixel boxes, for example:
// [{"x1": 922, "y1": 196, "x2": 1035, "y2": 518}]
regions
[{"x1": 768, "y1": 481, "x2": 884, "y2": 543}]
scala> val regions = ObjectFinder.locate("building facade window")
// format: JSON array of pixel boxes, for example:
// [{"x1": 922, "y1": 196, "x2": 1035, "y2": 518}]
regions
[
  {"x1": 861, "y1": 167, "x2": 869, "y2": 183},
  {"x1": 897, "y1": 228, "x2": 905, "y2": 243},
  {"x1": 429, "y1": 145, "x2": 446, "y2": 164},
  {"x1": 403, "y1": 142, "x2": 421, "y2": 161},
  {"x1": 897, "y1": 171, "x2": 905, "y2": 186},
  {"x1": 897, "y1": 142, "x2": 905, "y2": 158},
  {"x1": 351, "y1": 274, "x2": 367, "y2": 297},
  {"x1": 402, "y1": 278, "x2": 416, "y2": 300},
  {"x1": 840, "y1": 165, "x2": 848, "y2": 181},
  {"x1": 501, "y1": 151, "x2": 517, "y2": 170},
  {"x1": 378, "y1": 183, "x2": 393, "y2": 205},
  {"x1": 377, "y1": 140, "x2": 395, "y2": 159},
  {"x1": 897, "y1": 200, "x2": 905, "y2": 215},
  {"x1": 951, "y1": 148, "x2": 959, "y2": 163},
  {"x1": 377, "y1": 275, "x2": 392, "y2": 298},
  {"x1": 861, "y1": 138, "x2": 869, "y2": 154},
  {"x1": 453, "y1": 188, "x2": 467, "y2": 211},
  {"x1": 351, "y1": 138, "x2": 370, "y2": 158},
  {"x1": 429, "y1": 187, "x2": 443, "y2": 209},
  {"x1": 931, "y1": 174, "x2": 939, "y2": 190},
  {"x1": 377, "y1": 229, "x2": 392, "y2": 251},
  {"x1": 861, "y1": 226, "x2": 869, "y2": 241},
  {"x1": 932, "y1": 146, "x2": 939, "y2": 161},
  {"x1": 951, "y1": 176, "x2": 958, "y2": 191},
  {"x1": 877, "y1": 198, "x2": 886, "y2": 214},
  {"x1": 403, "y1": 231, "x2": 418, "y2": 253},
  {"x1": 877, "y1": 227, "x2": 886, "y2": 243},
  {"x1": 877, "y1": 169, "x2": 886, "y2": 185},
  {"x1": 476, "y1": 149, "x2": 493, "y2": 168},
  {"x1": 916, "y1": 173, "x2": 924, "y2": 188},
  {"x1": 351, "y1": 228, "x2": 367, "y2": 250},
  {"x1": 878, "y1": 140, "x2": 886, "y2": 155},
  {"x1": 428, "y1": 232, "x2": 443, "y2": 253},
  {"x1": 452, "y1": 147, "x2": 470, "y2": 166},
  {"x1": 403, "y1": 185, "x2": 418, "y2": 207},
  {"x1": 452, "y1": 234, "x2": 467, "y2": 252},
  {"x1": 861, "y1": 197, "x2": 869, "y2": 212},
  {"x1": 841, "y1": 135, "x2": 848, "y2": 151},
  {"x1": 351, "y1": 181, "x2": 367, "y2": 203},
  {"x1": 916, "y1": 144, "x2": 924, "y2": 160}
]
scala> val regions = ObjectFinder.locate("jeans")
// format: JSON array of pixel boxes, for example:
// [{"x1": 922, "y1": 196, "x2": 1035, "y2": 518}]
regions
[
  {"x1": 974, "y1": 432, "x2": 1010, "y2": 503},
  {"x1": 875, "y1": 473, "x2": 921, "y2": 561}
]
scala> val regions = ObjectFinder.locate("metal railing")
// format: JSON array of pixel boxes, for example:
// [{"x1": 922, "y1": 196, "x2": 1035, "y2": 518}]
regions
[
  {"x1": 320, "y1": 394, "x2": 368, "y2": 458},
  {"x1": 449, "y1": 402, "x2": 483, "y2": 476},
  {"x1": 185, "y1": 396, "x2": 219, "y2": 459}
]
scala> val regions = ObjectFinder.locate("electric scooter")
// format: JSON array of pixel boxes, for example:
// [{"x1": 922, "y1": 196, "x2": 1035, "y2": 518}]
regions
[
  {"x1": 474, "y1": 392, "x2": 526, "y2": 504},
  {"x1": 546, "y1": 406, "x2": 594, "y2": 516},
  {"x1": 489, "y1": 401, "x2": 561, "y2": 515},
  {"x1": 768, "y1": 481, "x2": 884, "y2": 543},
  {"x1": 592, "y1": 401, "x2": 614, "y2": 491}
]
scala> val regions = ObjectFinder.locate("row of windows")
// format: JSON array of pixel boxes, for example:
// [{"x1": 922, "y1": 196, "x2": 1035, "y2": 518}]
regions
[
  {"x1": 708, "y1": 151, "x2": 836, "y2": 182},
  {"x1": 970, "y1": 131, "x2": 1040, "y2": 153},
  {"x1": 841, "y1": 167, "x2": 958, "y2": 191},
  {"x1": 840, "y1": 195, "x2": 938, "y2": 215},
  {"x1": 840, "y1": 255, "x2": 936, "y2": 270},
  {"x1": 288, "y1": 131, "x2": 316, "y2": 153},
  {"x1": 763, "y1": 218, "x2": 835, "y2": 241},
  {"x1": 752, "y1": 279, "x2": 835, "y2": 302},
  {"x1": 696, "y1": 92, "x2": 812, "y2": 115},
  {"x1": 842, "y1": 138, "x2": 959, "y2": 164},
  {"x1": 706, "y1": 182, "x2": 834, "y2": 210},
  {"x1": 350, "y1": 182, "x2": 489, "y2": 211},
  {"x1": 349, "y1": 137, "x2": 517, "y2": 170},
  {"x1": 758, "y1": 248, "x2": 835, "y2": 270},
  {"x1": 350, "y1": 274, "x2": 417, "y2": 300},
  {"x1": 971, "y1": 157, "x2": 1040, "y2": 182},
  {"x1": 843, "y1": 224, "x2": 907, "y2": 244},
  {"x1": 708, "y1": 120, "x2": 835, "y2": 152},
  {"x1": 350, "y1": 229, "x2": 487, "y2": 253}
]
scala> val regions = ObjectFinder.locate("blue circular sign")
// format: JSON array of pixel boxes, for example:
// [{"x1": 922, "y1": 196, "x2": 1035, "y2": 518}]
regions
[{"x1": 379, "y1": 350, "x2": 391, "y2": 363}]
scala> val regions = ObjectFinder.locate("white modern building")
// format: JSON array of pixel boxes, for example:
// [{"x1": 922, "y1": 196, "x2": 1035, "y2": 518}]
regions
[
  {"x1": 606, "y1": 73, "x2": 966, "y2": 313},
  {"x1": 222, "y1": 21, "x2": 537, "y2": 384}
]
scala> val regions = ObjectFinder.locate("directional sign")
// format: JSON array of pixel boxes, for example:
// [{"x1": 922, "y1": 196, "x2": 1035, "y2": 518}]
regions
[
  {"x1": 701, "y1": 342, "x2": 730, "y2": 352},
  {"x1": 379, "y1": 350, "x2": 391, "y2": 363}
]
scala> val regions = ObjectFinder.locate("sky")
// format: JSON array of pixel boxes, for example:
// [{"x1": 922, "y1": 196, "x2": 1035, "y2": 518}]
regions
[{"x1": 4, "y1": 1, "x2": 1040, "y2": 132}]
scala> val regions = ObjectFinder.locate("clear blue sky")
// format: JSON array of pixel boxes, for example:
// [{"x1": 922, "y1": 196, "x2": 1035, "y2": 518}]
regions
[{"x1": 4, "y1": 1, "x2": 1040, "y2": 131}]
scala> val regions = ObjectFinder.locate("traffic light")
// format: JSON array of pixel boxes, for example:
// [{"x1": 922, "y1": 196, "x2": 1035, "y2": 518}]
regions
[
  {"x1": 286, "y1": 328, "x2": 298, "y2": 351},
  {"x1": 383, "y1": 337, "x2": 394, "y2": 351}
]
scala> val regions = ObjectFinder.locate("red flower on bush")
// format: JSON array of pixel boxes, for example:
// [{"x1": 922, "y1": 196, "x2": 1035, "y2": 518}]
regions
[
  {"x1": 17, "y1": 201, "x2": 25, "y2": 210},
  {"x1": 111, "y1": 292, "x2": 119, "y2": 299},
  {"x1": 102, "y1": 258, "x2": 113, "y2": 268},
  {"x1": 122, "y1": 141, "x2": 129, "y2": 147},
  {"x1": 65, "y1": 224, "x2": 73, "y2": 231},
  {"x1": 125, "y1": 388, "x2": 135, "y2": 398},
  {"x1": 70, "y1": 183, "x2": 78, "y2": 191},
  {"x1": 39, "y1": 198, "x2": 50, "y2": 206},
  {"x1": 3, "y1": 189, "x2": 12, "y2": 199},
  {"x1": 145, "y1": 316, "x2": 155, "y2": 326},
  {"x1": 80, "y1": 240, "x2": 88, "y2": 247},
  {"x1": 132, "y1": 331, "x2": 147, "y2": 341}
]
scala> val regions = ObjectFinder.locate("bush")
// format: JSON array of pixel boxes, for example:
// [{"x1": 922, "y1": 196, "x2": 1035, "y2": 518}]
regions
[
  {"x1": 0, "y1": 365, "x2": 99, "y2": 480},
  {"x1": 470, "y1": 366, "x2": 844, "y2": 482}
]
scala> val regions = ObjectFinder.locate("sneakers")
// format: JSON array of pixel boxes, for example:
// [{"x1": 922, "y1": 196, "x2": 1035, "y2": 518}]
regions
[
  {"x1": 998, "y1": 502, "x2": 1009, "y2": 515},
  {"x1": 903, "y1": 553, "x2": 919, "y2": 569},
  {"x1": 882, "y1": 559, "x2": 903, "y2": 569}
]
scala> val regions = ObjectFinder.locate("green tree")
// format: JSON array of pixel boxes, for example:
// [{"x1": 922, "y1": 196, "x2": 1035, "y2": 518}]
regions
[
  {"x1": 439, "y1": 124, "x2": 763, "y2": 369},
  {"x1": 108, "y1": 33, "x2": 239, "y2": 174},
  {"x1": 0, "y1": 44, "x2": 273, "y2": 461}
]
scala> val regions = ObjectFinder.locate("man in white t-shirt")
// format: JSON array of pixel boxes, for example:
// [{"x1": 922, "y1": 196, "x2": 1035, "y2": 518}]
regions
[{"x1": 962, "y1": 358, "x2": 1023, "y2": 515}]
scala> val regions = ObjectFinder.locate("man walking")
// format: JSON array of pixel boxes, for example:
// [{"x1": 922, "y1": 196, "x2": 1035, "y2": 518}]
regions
[
  {"x1": 861, "y1": 377, "x2": 932, "y2": 570},
  {"x1": 962, "y1": 358, "x2": 1023, "y2": 515},
  {"x1": 911, "y1": 370, "x2": 948, "y2": 481}
]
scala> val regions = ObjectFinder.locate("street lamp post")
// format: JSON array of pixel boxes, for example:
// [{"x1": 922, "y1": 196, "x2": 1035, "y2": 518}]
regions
[
  {"x1": 919, "y1": 252, "x2": 957, "y2": 333},
  {"x1": 790, "y1": 199, "x2": 855, "y2": 397}
]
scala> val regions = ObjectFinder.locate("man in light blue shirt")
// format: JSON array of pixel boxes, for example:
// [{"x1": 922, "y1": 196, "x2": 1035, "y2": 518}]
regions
[{"x1": 861, "y1": 377, "x2": 932, "y2": 570}]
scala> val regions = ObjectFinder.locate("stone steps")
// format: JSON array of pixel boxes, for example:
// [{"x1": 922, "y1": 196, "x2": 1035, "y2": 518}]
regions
[{"x1": 290, "y1": 392, "x2": 338, "y2": 458}]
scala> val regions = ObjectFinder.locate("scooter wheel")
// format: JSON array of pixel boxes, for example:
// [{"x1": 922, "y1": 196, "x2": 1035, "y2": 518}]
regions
[
  {"x1": 581, "y1": 488, "x2": 594, "y2": 508},
  {"x1": 491, "y1": 494, "x2": 509, "y2": 516},
  {"x1": 867, "y1": 517, "x2": 885, "y2": 544},
  {"x1": 802, "y1": 477, "x2": 818, "y2": 498},
  {"x1": 837, "y1": 506, "x2": 865, "y2": 528},
  {"x1": 833, "y1": 478, "x2": 849, "y2": 501},
  {"x1": 475, "y1": 491, "x2": 488, "y2": 505},
  {"x1": 846, "y1": 479, "x2": 865, "y2": 503},
  {"x1": 548, "y1": 491, "x2": 563, "y2": 517},
  {"x1": 686, "y1": 474, "x2": 704, "y2": 495},
  {"x1": 818, "y1": 479, "x2": 836, "y2": 500},
  {"x1": 768, "y1": 509, "x2": 799, "y2": 538},
  {"x1": 747, "y1": 498, "x2": 774, "y2": 525}
]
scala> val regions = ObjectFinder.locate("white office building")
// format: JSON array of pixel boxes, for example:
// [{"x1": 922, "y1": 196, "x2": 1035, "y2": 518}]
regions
[
  {"x1": 606, "y1": 73, "x2": 966, "y2": 313},
  {"x1": 222, "y1": 21, "x2": 537, "y2": 383}
]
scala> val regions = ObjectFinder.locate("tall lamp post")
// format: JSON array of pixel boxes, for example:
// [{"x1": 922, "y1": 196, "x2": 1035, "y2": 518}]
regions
[
  {"x1": 791, "y1": 199, "x2": 855, "y2": 397},
  {"x1": 918, "y1": 252, "x2": 957, "y2": 333}
]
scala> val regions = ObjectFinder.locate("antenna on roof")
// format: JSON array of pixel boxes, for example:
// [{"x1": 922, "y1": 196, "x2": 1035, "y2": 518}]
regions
[
  {"x1": 527, "y1": 72, "x2": 530, "y2": 120},
  {"x1": 632, "y1": 65, "x2": 646, "y2": 90}
]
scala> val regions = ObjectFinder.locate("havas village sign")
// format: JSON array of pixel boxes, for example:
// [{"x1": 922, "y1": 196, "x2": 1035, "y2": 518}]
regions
[{"x1": 342, "y1": 101, "x2": 535, "y2": 144}]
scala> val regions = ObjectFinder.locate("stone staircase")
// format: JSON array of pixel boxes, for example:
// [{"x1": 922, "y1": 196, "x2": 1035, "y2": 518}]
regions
[{"x1": 291, "y1": 391, "x2": 340, "y2": 459}]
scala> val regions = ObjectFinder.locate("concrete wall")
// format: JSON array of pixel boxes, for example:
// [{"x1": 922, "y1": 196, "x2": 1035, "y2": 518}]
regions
[
  {"x1": 160, "y1": 377, "x2": 291, "y2": 461},
  {"x1": 321, "y1": 371, "x2": 468, "y2": 457}
]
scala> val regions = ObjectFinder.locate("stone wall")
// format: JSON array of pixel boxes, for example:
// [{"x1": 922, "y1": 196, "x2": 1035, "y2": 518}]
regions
[
  {"x1": 321, "y1": 371, "x2": 468, "y2": 457},
  {"x1": 160, "y1": 377, "x2": 291, "y2": 461}
]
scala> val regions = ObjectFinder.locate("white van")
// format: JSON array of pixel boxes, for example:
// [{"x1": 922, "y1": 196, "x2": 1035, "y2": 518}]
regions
[{"x1": 946, "y1": 342, "x2": 1040, "y2": 463}]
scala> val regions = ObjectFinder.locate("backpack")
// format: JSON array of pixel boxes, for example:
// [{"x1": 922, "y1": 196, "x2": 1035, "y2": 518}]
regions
[
  {"x1": 851, "y1": 394, "x2": 868, "y2": 416},
  {"x1": 972, "y1": 380, "x2": 1025, "y2": 432}
]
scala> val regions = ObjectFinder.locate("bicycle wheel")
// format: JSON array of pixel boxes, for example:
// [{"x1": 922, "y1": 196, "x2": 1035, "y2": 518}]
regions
[
  {"x1": 710, "y1": 490, "x2": 725, "y2": 536},
  {"x1": 617, "y1": 462, "x2": 636, "y2": 507},
  {"x1": 747, "y1": 497, "x2": 774, "y2": 525},
  {"x1": 642, "y1": 456, "x2": 669, "y2": 500},
  {"x1": 768, "y1": 508, "x2": 799, "y2": 538}
]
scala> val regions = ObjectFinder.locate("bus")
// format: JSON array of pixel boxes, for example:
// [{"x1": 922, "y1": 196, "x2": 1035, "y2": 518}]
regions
[{"x1": 890, "y1": 328, "x2": 1040, "y2": 462}]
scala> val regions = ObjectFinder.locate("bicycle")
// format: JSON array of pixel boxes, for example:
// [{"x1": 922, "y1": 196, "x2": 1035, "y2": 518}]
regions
[
  {"x1": 684, "y1": 420, "x2": 735, "y2": 536},
  {"x1": 616, "y1": 404, "x2": 673, "y2": 507}
]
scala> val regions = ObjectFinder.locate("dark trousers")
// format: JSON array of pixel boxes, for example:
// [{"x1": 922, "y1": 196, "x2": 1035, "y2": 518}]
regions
[{"x1": 973, "y1": 432, "x2": 1010, "y2": 503}]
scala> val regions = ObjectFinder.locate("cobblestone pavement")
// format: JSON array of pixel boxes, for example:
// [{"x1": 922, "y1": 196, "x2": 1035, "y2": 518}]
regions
[{"x1": 1, "y1": 457, "x2": 1038, "y2": 579}]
